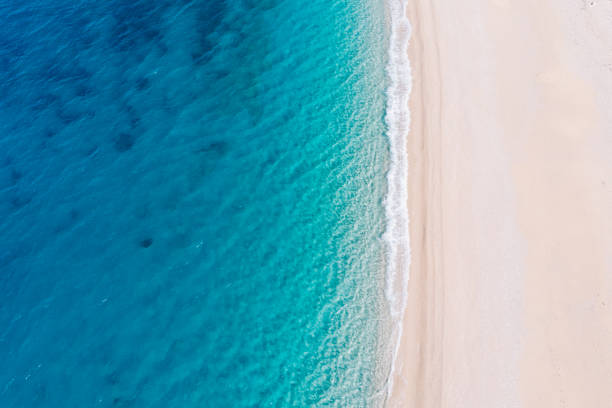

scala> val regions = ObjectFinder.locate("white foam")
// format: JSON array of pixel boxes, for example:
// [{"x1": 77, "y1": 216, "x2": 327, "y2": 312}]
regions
[{"x1": 382, "y1": 0, "x2": 412, "y2": 402}]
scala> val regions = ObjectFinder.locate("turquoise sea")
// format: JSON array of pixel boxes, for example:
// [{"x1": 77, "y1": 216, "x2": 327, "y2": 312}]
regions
[{"x1": 0, "y1": 0, "x2": 395, "y2": 406}]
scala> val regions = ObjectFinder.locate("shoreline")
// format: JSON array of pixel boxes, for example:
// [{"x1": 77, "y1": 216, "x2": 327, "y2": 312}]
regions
[
  {"x1": 387, "y1": 0, "x2": 612, "y2": 406},
  {"x1": 381, "y1": 0, "x2": 412, "y2": 402}
]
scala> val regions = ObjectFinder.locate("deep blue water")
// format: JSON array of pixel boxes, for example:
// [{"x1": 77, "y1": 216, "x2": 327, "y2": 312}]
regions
[{"x1": 0, "y1": 0, "x2": 389, "y2": 406}]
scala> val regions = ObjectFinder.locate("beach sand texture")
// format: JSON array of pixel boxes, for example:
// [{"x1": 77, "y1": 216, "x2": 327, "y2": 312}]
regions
[{"x1": 389, "y1": 0, "x2": 612, "y2": 406}]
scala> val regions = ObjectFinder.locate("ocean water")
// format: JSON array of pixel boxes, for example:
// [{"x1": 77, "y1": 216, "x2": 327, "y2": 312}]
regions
[{"x1": 0, "y1": 0, "x2": 392, "y2": 406}]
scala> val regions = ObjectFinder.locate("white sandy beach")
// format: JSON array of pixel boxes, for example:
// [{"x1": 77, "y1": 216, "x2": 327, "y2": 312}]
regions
[{"x1": 388, "y1": 0, "x2": 612, "y2": 406}]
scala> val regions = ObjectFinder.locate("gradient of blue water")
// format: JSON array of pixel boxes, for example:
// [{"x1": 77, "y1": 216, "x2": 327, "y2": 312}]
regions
[{"x1": 0, "y1": 0, "x2": 389, "y2": 406}]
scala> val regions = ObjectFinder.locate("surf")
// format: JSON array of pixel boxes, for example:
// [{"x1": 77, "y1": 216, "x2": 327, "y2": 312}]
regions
[{"x1": 382, "y1": 0, "x2": 412, "y2": 402}]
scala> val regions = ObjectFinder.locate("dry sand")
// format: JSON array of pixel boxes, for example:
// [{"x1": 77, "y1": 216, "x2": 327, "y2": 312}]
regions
[{"x1": 388, "y1": 0, "x2": 612, "y2": 406}]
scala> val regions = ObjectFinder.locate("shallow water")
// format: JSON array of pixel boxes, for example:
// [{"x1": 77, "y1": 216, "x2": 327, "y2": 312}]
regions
[{"x1": 0, "y1": 0, "x2": 390, "y2": 406}]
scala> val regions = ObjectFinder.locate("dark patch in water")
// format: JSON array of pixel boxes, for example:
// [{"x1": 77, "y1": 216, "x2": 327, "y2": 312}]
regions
[
  {"x1": 212, "y1": 69, "x2": 232, "y2": 82},
  {"x1": 129, "y1": 115, "x2": 140, "y2": 128},
  {"x1": 44, "y1": 129, "x2": 57, "y2": 138},
  {"x1": 135, "y1": 77, "x2": 150, "y2": 91},
  {"x1": 10, "y1": 169, "x2": 22, "y2": 184},
  {"x1": 143, "y1": 27, "x2": 161, "y2": 43},
  {"x1": 105, "y1": 370, "x2": 120, "y2": 386},
  {"x1": 0, "y1": 55, "x2": 11, "y2": 72},
  {"x1": 83, "y1": 145, "x2": 98, "y2": 157},
  {"x1": 125, "y1": 104, "x2": 141, "y2": 128},
  {"x1": 194, "y1": 2, "x2": 227, "y2": 65},
  {"x1": 56, "y1": 108, "x2": 85, "y2": 126},
  {"x1": 33, "y1": 382, "x2": 47, "y2": 402},
  {"x1": 191, "y1": 50, "x2": 207, "y2": 65},
  {"x1": 197, "y1": 141, "x2": 228, "y2": 155},
  {"x1": 157, "y1": 41, "x2": 168, "y2": 56},
  {"x1": 0, "y1": 246, "x2": 24, "y2": 268},
  {"x1": 52, "y1": 209, "x2": 80, "y2": 233},
  {"x1": 75, "y1": 83, "x2": 95, "y2": 97},
  {"x1": 114, "y1": 133, "x2": 135, "y2": 152},
  {"x1": 140, "y1": 238, "x2": 153, "y2": 248},
  {"x1": 10, "y1": 194, "x2": 32, "y2": 209},
  {"x1": 112, "y1": 396, "x2": 135, "y2": 406},
  {"x1": 110, "y1": 3, "x2": 165, "y2": 53}
]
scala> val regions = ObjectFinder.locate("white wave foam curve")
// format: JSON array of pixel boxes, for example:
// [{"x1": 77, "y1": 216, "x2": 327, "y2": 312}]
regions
[{"x1": 382, "y1": 0, "x2": 412, "y2": 402}]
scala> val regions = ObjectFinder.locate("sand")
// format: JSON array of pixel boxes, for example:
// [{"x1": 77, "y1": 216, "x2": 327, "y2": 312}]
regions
[{"x1": 388, "y1": 0, "x2": 612, "y2": 406}]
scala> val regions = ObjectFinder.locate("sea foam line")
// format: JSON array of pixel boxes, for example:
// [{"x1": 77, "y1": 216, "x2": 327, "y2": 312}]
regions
[{"x1": 382, "y1": 0, "x2": 412, "y2": 402}]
